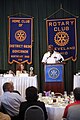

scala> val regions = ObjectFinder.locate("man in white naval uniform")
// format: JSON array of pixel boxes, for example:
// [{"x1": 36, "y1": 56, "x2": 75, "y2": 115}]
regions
[{"x1": 42, "y1": 45, "x2": 64, "y2": 64}]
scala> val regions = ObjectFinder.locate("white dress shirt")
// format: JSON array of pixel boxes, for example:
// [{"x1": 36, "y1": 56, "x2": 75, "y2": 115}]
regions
[
  {"x1": 42, "y1": 51, "x2": 64, "y2": 64},
  {"x1": 0, "y1": 92, "x2": 25, "y2": 116}
]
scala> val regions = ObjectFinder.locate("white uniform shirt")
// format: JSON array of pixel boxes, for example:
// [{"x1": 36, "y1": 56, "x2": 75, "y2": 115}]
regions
[{"x1": 42, "y1": 51, "x2": 64, "y2": 64}]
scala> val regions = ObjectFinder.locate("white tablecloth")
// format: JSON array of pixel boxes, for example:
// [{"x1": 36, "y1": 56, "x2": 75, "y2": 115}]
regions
[
  {"x1": 46, "y1": 104, "x2": 65, "y2": 120},
  {"x1": 73, "y1": 75, "x2": 80, "y2": 89},
  {"x1": 0, "y1": 75, "x2": 37, "y2": 98},
  {"x1": 39, "y1": 96, "x2": 65, "y2": 120}
]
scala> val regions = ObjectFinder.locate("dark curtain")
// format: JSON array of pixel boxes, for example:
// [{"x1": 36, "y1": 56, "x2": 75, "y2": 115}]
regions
[{"x1": 0, "y1": 0, "x2": 80, "y2": 93}]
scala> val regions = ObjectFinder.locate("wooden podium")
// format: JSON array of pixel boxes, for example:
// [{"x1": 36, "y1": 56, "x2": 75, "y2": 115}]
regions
[{"x1": 44, "y1": 63, "x2": 65, "y2": 93}]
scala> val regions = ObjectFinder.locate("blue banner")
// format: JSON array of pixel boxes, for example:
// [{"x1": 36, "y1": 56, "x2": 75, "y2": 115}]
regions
[
  {"x1": 45, "y1": 64, "x2": 64, "y2": 82},
  {"x1": 46, "y1": 18, "x2": 77, "y2": 61},
  {"x1": 8, "y1": 17, "x2": 33, "y2": 64}
]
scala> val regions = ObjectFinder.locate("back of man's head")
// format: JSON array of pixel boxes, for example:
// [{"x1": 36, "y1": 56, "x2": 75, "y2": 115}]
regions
[
  {"x1": 73, "y1": 87, "x2": 80, "y2": 100},
  {"x1": 25, "y1": 86, "x2": 38, "y2": 101},
  {"x1": 3, "y1": 82, "x2": 12, "y2": 92}
]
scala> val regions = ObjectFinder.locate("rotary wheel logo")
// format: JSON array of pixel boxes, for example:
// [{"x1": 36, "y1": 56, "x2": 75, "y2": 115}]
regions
[
  {"x1": 15, "y1": 30, "x2": 27, "y2": 42},
  {"x1": 54, "y1": 31, "x2": 69, "y2": 46},
  {"x1": 48, "y1": 67, "x2": 60, "y2": 79}
]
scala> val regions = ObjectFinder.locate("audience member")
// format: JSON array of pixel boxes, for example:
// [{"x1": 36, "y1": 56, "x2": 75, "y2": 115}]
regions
[
  {"x1": 9, "y1": 81, "x2": 21, "y2": 95},
  {"x1": 0, "y1": 101, "x2": 11, "y2": 120},
  {"x1": 16, "y1": 63, "x2": 27, "y2": 75},
  {"x1": 19, "y1": 86, "x2": 48, "y2": 120},
  {"x1": 63, "y1": 87, "x2": 80, "y2": 120},
  {"x1": 0, "y1": 112, "x2": 11, "y2": 120},
  {"x1": 0, "y1": 82, "x2": 25, "y2": 120}
]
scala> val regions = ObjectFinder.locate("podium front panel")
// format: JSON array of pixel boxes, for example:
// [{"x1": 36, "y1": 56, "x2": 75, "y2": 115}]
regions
[
  {"x1": 44, "y1": 64, "x2": 64, "y2": 82},
  {"x1": 44, "y1": 64, "x2": 64, "y2": 93}
]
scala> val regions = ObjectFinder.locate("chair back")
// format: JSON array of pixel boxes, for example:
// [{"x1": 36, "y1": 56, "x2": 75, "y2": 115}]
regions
[
  {"x1": 24, "y1": 105, "x2": 45, "y2": 120},
  {"x1": 66, "y1": 105, "x2": 80, "y2": 120}
]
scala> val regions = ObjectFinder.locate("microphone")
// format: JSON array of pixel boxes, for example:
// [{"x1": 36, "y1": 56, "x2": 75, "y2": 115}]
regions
[
  {"x1": 50, "y1": 51, "x2": 53, "y2": 56},
  {"x1": 58, "y1": 58, "x2": 62, "y2": 62},
  {"x1": 47, "y1": 52, "x2": 52, "y2": 60},
  {"x1": 46, "y1": 51, "x2": 53, "y2": 63},
  {"x1": 46, "y1": 55, "x2": 51, "y2": 60}
]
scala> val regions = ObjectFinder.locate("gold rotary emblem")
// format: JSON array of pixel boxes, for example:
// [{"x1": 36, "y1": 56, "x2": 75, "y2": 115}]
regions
[
  {"x1": 54, "y1": 32, "x2": 69, "y2": 46},
  {"x1": 15, "y1": 30, "x2": 27, "y2": 42}
]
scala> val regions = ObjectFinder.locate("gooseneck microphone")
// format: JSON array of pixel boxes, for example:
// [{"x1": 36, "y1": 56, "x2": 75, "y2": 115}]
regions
[
  {"x1": 58, "y1": 58, "x2": 62, "y2": 62},
  {"x1": 46, "y1": 52, "x2": 53, "y2": 64},
  {"x1": 47, "y1": 52, "x2": 53, "y2": 60}
]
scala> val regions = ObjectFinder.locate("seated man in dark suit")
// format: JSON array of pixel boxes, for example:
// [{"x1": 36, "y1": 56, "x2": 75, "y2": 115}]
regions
[
  {"x1": 19, "y1": 86, "x2": 48, "y2": 120},
  {"x1": 63, "y1": 87, "x2": 80, "y2": 120}
]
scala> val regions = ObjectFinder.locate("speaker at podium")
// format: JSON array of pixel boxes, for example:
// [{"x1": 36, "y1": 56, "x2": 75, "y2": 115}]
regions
[
  {"x1": 41, "y1": 45, "x2": 65, "y2": 93},
  {"x1": 44, "y1": 63, "x2": 65, "y2": 93}
]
